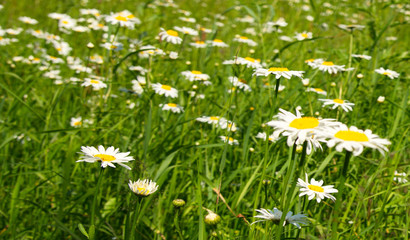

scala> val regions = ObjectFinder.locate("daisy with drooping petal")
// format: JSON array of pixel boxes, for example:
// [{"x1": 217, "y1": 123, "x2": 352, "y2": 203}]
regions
[
  {"x1": 196, "y1": 116, "x2": 227, "y2": 125},
  {"x1": 174, "y1": 26, "x2": 198, "y2": 36},
  {"x1": 352, "y1": 54, "x2": 371, "y2": 60},
  {"x1": 207, "y1": 39, "x2": 229, "y2": 47},
  {"x1": 375, "y1": 67, "x2": 399, "y2": 79},
  {"x1": 160, "y1": 103, "x2": 184, "y2": 113},
  {"x1": 228, "y1": 76, "x2": 251, "y2": 92},
  {"x1": 128, "y1": 179, "x2": 159, "y2": 196},
  {"x1": 253, "y1": 67, "x2": 304, "y2": 79},
  {"x1": 151, "y1": 83, "x2": 178, "y2": 98},
  {"x1": 81, "y1": 78, "x2": 107, "y2": 91},
  {"x1": 252, "y1": 208, "x2": 309, "y2": 229},
  {"x1": 233, "y1": 35, "x2": 257, "y2": 46},
  {"x1": 393, "y1": 171, "x2": 408, "y2": 183},
  {"x1": 325, "y1": 124, "x2": 391, "y2": 156},
  {"x1": 219, "y1": 136, "x2": 239, "y2": 145},
  {"x1": 181, "y1": 70, "x2": 210, "y2": 81},
  {"x1": 338, "y1": 24, "x2": 365, "y2": 31},
  {"x1": 158, "y1": 28, "x2": 182, "y2": 44},
  {"x1": 223, "y1": 57, "x2": 262, "y2": 69},
  {"x1": 266, "y1": 108, "x2": 340, "y2": 154},
  {"x1": 256, "y1": 132, "x2": 278, "y2": 142},
  {"x1": 78, "y1": 145, "x2": 135, "y2": 170},
  {"x1": 190, "y1": 41, "x2": 206, "y2": 48},
  {"x1": 306, "y1": 87, "x2": 327, "y2": 96},
  {"x1": 297, "y1": 174, "x2": 338, "y2": 203},
  {"x1": 218, "y1": 120, "x2": 237, "y2": 132},
  {"x1": 319, "y1": 98, "x2": 355, "y2": 112},
  {"x1": 295, "y1": 31, "x2": 312, "y2": 41}
]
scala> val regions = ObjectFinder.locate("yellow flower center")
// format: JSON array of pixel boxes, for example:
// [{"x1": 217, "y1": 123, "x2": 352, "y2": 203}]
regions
[
  {"x1": 49, "y1": 56, "x2": 57, "y2": 59},
  {"x1": 308, "y1": 184, "x2": 324, "y2": 192},
  {"x1": 322, "y1": 61, "x2": 334, "y2": 66},
  {"x1": 0, "y1": 36, "x2": 3, "y2": 40},
  {"x1": 239, "y1": 36, "x2": 248, "y2": 40},
  {"x1": 90, "y1": 80, "x2": 100, "y2": 84},
  {"x1": 314, "y1": 88, "x2": 324, "y2": 92},
  {"x1": 56, "y1": 48, "x2": 62, "y2": 51},
  {"x1": 239, "y1": 79, "x2": 247, "y2": 83},
  {"x1": 94, "y1": 154, "x2": 116, "y2": 162},
  {"x1": 210, "y1": 116, "x2": 219, "y2": 121},
  {"x1": 333, "y1": 99, "x2": 344, "y2": 104},
  {"x1": 268, "y1": 67, "x2": 289, "y2": 72},
  {"x1": 191, "y1": 70, "x2": 202, "y2": 74},
  {"x1": 62, "y1": 20, "x2": 69, "y2": 24},
  {"x1": 195, "y1": 41, "x2": 205, "y2": 44},
  {"x1": 166, "y1": 30, "x2": 179, "y2": 37},
  {"x1": 334, "y1": 130, "x2": 369, "y2": 142},
  {"x1": 228, "y1": 137, "x2": 234, "y2": 142},
  {"x1": 115, "y1": 15, "x2": 128, "y2": 22},
  {"x1": 244, "y1": 57, "x2": 255, "y2": 62},
  {"x1": 289, "y1": 117, "x2": 320, "y2": 129},
  {"x1": 161, "y1": 85, "x2": 172, "y2": 91},
  {"x1": 127, "y1": 14, "x2": 135, "y2": 19},
  {"x1": 301, "y1": 33, "x2": 308, "y2": 38},
  {"x1": 110, "y1": 45, "x2": 117, "y2": 49},
  {"x1": 213, "y1": 39, "x2": 223, "y2": 42},
  {"x1": 98, "y1": 23, "x2": 104, "y2": 28},
  {"x1": 383, "y1": 72, "x2": 391, "y2": 75},
  {"x1": 167, "y1": 103, "x2": 177, "y2": 107},
  {"x1": 33, "y1": 58, "x2": 40, "y2": 61},
  {"x1": 136, "y1": 187, "x2": 149, "y2": 194},
  {"x1": 305, "y1": 59, "x2": 315, "y2": 63},
  {"x1": 73, "y1": 121, "x2": 82, "y2": 126}
]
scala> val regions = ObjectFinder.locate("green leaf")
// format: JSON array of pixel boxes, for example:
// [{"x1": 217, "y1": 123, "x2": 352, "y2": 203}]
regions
[{"x1": 78, "y1": 223, "x2": 89, "y2": 239}]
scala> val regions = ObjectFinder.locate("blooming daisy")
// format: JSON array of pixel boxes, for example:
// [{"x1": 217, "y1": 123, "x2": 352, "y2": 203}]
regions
[
  {"x1": 306, "y1": 87, "x2": 327, "y2": 96},
  {"x1": 218, "y1": 120, "x2": 237, "y2": 132},
  {"x1": 319, "y1": 98, "x2": 355, "y2": 112},
  {"x1": 190, "y1": 40, "x2": 206, "y2": 48},
  {"x1": 311, "y1": 61, "x2": 346, "y2": 74},
  {"x1": 295, "y1": 31, "x2": 312, "y2": 41},
  {"x1": 174, "y1": 26, "x2": 198, "y2": 36},
  {"x1": 268, "y1": 17, "x2": 288, "y2": 27},
  {"x1": 219, "y1": 136, "x2": 239, "y2": 145},
  {"x1": 207, "y1": 39, "x2": 229, "y2": 47},
  {"x1": 228, "y1": 76, "x2": 251, "y2": 92},
  {"x1": 352, "y1": 54, "x2": 371, "y2": 60},
  {"x1": 233, "y1": 35, "x2": 257, "y2": 46},
  {"x1": 297, "y1": 174, "x2": 338, "y2": 203},
  {"x1": 160, "y1": 103, "x2": 184, "y2": 113},
  {"x1": 253, "y1": 67, "x2": 304, "y2": 79},
  {"x1": 196, "y1": 116, "x2": 227, "y2": 125},
  {"x1": 77, "y1": 145, "x2": 135, "y2": 170},
  {"x1": 81, "y1": 78, "x2": 107, "y2": 91},
  {"x1": 338, "y1": 24, "x2": 365, "y2": 31},
  {"x1": 266, "y1": 108, "x2": 339, "y2": 154},
  {"x1": 256, "y1": 132, "x2": 278, "y2": 142},
  {"x1": 252, "y1": 208, "x2": 309, "y2": 229},
  {"x1": 158, "y1": 28, "x2": 182, "y2": 44},
  {"x1": 223, "y1": 57, "x2": 262, "y2": 69},
  {"x1": 393, "y1": 171, "x2": 408, "y2": 183},
  {"x1": 105, "y1": 11, "x2": 140, "y2": 29},
  {"x1": 181, "y1": 70, "x2": 210, "y2": 81},
  {"x1": 325, "y1": 124, "x2": 391, "y2": 156},
  {"x1": 128, "y1": 179, "x2": 159, "y2": 196},
  {"x1": 151, "y1": 83, "x2": 178, "y2": 98},
  {"x1": 375, "y1": 67, "x2": 399, "y2": 79},
  {"x1": 70, "y1": 117, "x2": 83, "y2": 127},
  {"x1": 18, "y1": 16, "x2": 38, "y2": 25},
  {"x1": 131, "y1": 80, "x2": 144, "y2": 95}
]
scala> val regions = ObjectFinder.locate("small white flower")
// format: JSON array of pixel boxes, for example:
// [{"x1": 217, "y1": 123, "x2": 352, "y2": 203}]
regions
[
  {"x1": 81, "y1": 78, "x2": 107, "y2": 91},
  {"x1": 252, "y1": 208, "x2": 309, "y2": 229},
  {"x1": 128, "y1": 179, "x2": 159, "y2": 196},
  {"x1": 253, "y1": 67, "x2": 304, "y2": 79},
  {"x1": 377, "y1": 96, "x2": 385, "y2": 103},
  {"x1": 319, "y1": 98, "x2": 355, "y2": 112},
  {"x1": 159, "y1": 28, "x2": 182, "y2": 44},
  {"x1": 393, "y1": 171, "x2": 408, "y2": 183},
  {"x1": 219, "y1": 136, "x2": 239, "y2": 145},
  {"x1": 78, "y1": 145, "x2": 134, "y2": 170},
  {"x1": 375, "y1": 67, "x2": 399, "y2": 79},
  {"x1": 297, "y1": 173, "x2": 338, "y2": 203},
  {"x1": 160, "y1": 103, "x2": 184, "y2": 113},
  {"x1": 151, "y1": 83, "x2": 178, "y2": 98}
]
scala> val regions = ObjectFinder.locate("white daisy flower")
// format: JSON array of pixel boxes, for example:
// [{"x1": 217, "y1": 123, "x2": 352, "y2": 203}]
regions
[
  {"x1": 223, "y1": 57, "x2": 262, "y2": 69},
  {"x1": 190, "y1": 40, "x2": 206, "y2": 48},
  {"x1": 105, "y1": 11, "x2": 140, "y2": 29},
  {"x1": 207, "y1": 39, "x2": 229, "y2": 47},
  {"x1": 295, "y1": 31, "x2": 312, "y2": 41},
  {"x1": 181, "y1": 70, "x2": 210, "y2": 81},
  {"x1": 159, "y1": 28, "x2": 183, "y2": 44},
  {"x1": 310, "y1": 61, "x2": 346, "y2": 74},
  {"x1": 78, "y1": 145, "x2": 135, "y2": 170},
  {"x1": 218, "y1": 120, "x2": 237, "y2": 132},
  {"x1": 306, "y1": 87, "x2": 327, "y2": 96},
  {"x1": 81, "y1": 78, "x2": 107, "y2": 91},
  {"x1": 196, "y1": 116, "x2": 227, "y2": 125},
  {"x1": 338, "y1": 24, "x2": 365, "y2": 31},
  {"x1": 228, "y1": 76, "x2": 251, "y2": 92},
  {"x1": 160, "y1": 103, "x2": 184, "y2": 113},
  {"x1": 151, "y1": 83, "x2": 178, "y2": 98},
  {"x1": 174, "y1": 26, "x2": 198, "y2": 36},
  {"x1": 297, "y1": 174, "x2": 338, "y2": 203},
  {"x1": 375, "y1": 67, "x2": 399, "y2": 79},
  {"x1": 352, "y1": 54, "x2": 372, "y2": 60},
  {"x1": 219, "y1": 136, "x2": 239, "y2": 145},
  {"x1": 393, "y1": 171, "x2": 408, "y2": 183},
  {"x1": 128, "y1": 179, "x2": 159, "y2": 196},
  {"x1": 18, "y1": 16, "x2": 38, "y2": 25},
  {"x1": 252, "y1": 208, "x2": 309, "y2": 229},
  {"x1": 255, "y1": 132, "x2": 278, "y2": 142},
  {"x1": 266, "y1": 108, "x2": 340, "y2": 154},
  {"x1": 267, "y1": 17, "x2": 288, "y2": 27},
  {"x1": 253, "y1": 67, "x2": 304, "y2": 79},
  {"x1": 319, "y1": 98, "x2": 355, "y2": 112},
  {"x1": 131, "y1": 80, "x2": 144, "y2": 95},
  {"x1": 325, "y1": 124, "x2": 391, "y2": 156},
  {"x1": 233, "y1": 35, "x2": 257, "y2": 46},
  {"x1": 70, "y1": 117, "x2": 83, "y2": 127}
]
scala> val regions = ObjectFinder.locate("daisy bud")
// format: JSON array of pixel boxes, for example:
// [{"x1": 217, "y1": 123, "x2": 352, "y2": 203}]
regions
[
  {"x1": 205, "y1": 211, "x2": 221, "y2": 225},
  {"x1": 315, "y1": 111, "x2": 320, "y2": 116},
  {"x1": 192, "y1": 85, "x2": 198, "y2": 89},
  {"x1": 249, "y1": 49, "x2": 255, "y2": 54},
  {"x1": 172, "y1": 199, "x2": 186, "y2": 208},
  {"x1": 185, "y1": 61, "x2": 191, "y2": 65},
  {"x1": 302, "y1": 78, "x2": 310, "y2": 86},
  {"x1": 357, "y1": 73, "x2": 364, "y2": 78},
  {"x1": 249, "y1": 147, "x2": 255, "y2": 152},
  {"x1": 296, "y1": 145, "x2": 303, "y2": 153},
  {"x1": 250, "y1": 107, "x2": 255, "y2": 111},
  {"x1": 263, "y1": 179, "x2": 271, "y2": 185},
  {"x1": 377, "y1": 96, "x2": 385, "y2": 103},
  {"x1": 331, "y1": 82, "x2": 336, "y2": 87},
  {"x1": 261, "y1": 123, "x2": 266, "y2": 128},
  {"x1": 296, "y1": 106, "x2": 302, "y2": 111},
  {"x1": 214, "y1": 62, "x2": 219, "y2": 66},
  {"x1": 87, "y1": 42, "x2": 94, "y2": 48}
]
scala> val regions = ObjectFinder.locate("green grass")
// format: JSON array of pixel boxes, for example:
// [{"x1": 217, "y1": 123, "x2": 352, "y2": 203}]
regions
[{"x1": 0, "y1": 0, "x2": 409, "y2": 239}]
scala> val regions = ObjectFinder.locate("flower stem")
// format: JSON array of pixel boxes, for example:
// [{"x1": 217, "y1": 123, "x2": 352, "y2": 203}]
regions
[
  {"x1": 130, "y1": 197, "x2": 144, "y2": 240},
  {"x1": 89, "y1": 168, "x2": 104, "y2": 240}
]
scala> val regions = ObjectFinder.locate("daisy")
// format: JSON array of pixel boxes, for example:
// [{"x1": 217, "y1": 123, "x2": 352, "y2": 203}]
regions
[
  {"x1": 375, "y1": 67, "x2": 399, "y2": 79},
  {"x1": 70, "y1": 117, "x2": 83, "y2": 127},
  {"x1": 100, "y1": 42, "x2": 123, "y2": 51},
  {"x1": 190, "y1": 40, "x2": 207, "y2": 48},
  {"x1": 160, "y1": 103, "x2": 184, "y2": 113},
  {"x1": 181, "y1": 70, "x2": 210, "y2": 81},
  {"x1": 311, "y1": 61, "x2": 345, "y2": 74},
  {"x1": 78, "y1": 145, "x2": 135, "y2": 170},
  {"x1": 295, "y1": 31, "x2": 312, "y2": 41},
  {"x1": 352, "y1": 54, "x2": 371, "y2": 60},
  {"x1": 306, "y1": 87, "x2": 327, "y2": 96},
  {"x1": 266, "y1": 108, "x2": 339, "y2": 154},
  {"x1": 228, "y1": 77, "x2": 251, "y2": 92},
  {"x1": 18, "y1": 16, "x2": 38, "y2": 25},
  {"x1": 338, "y1": 24, "x2": 365, "y2": 31},
  {"x1": 174, "y1": 26, "x2": 198, "y2": 36},
  {"x1": 196, "y1": 116, "x2": 227, "y2": 125},
  {"x1": 223, "y1": 57, "x2": 262, "y2": 69},
  {"x1": 268, "y1": 17, "x2": 288, "y2": 27},
  {"x1": 233, "y1": 35, "x2": 257, "y2": 46},
  {"x1": 319, "y1": 98, "x2": 355, "y2": 112},
  {"x1": 81, "y1": 78, "x2": 107, "y2": 91},
  {"x1": 325, "y1": 124, "x2": 391, "y2": 156},
  {"x1": 297, "y1": 174, "x2": 338, "y2": 203},
  {"x1": 252, "y1": 208, "x2": 309, "y2": 229},
  {"x1": 151, "y1": 83, "x2": 178, "y2": 98},
  {"x1": 256, "y1": 132, "x2": 278, "y2": 142},
  {"x1": 393, "y1": 171, "x2": 408, "y2": 183},
  {"x1": 207, "y1": 39, "x2": 229, "y2": 47},
  {"x1": 218, "y1": 120, "x2": 237, "y2": 132},
  {"x1": 131, "y1": 80, "x2": 144, "y2": 95},
  {"x1": 158, "y1": 28, "x2": 182, "y2": 44},
  {"x1": 128, "y1": 179, "x2": 159, "y2": 196},
  {"x1": 253, "y1": 67, "x2": 304, "y2": 79},
  {"x1": 219, "y1": 136, "x2": 239, "y2": 145},
  {"x1": 105, "y1": 11, "x2": 140, "y2": 29}
]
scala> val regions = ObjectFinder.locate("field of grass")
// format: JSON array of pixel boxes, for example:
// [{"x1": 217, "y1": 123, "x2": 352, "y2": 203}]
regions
[{"x1": 0, "y1": 0, "x2": 409, "y2": 239}]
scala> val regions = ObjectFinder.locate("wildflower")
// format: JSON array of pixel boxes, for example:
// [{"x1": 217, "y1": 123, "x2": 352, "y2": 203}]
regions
[
  {"x1": 151, "y1": 83, "x2": 178, "y2": 98},
  {"x1": 319, "y1": 98, "x2": 355, "y2": 112},
  {"x1": 81, "y1": 78, "x2": 107, "y2": 91},
  {"x1": 297, "y1": 174, "x2": 338, "y2": 203},
  {"x1": 105, "y1": 11, "x2": 140, "y2": 29},
  {"x1": 207, "y1": 39, "x2": 228, "y2": 47},
  {"x1": 268, "y1": 17, "x2": 288, "y2": 27},
  {"x1": 219, "y1": 136, "x2": 239, "y2": 145},
  {"x1": 233, "y1": 35, "x2": 257, "y2": 46},
  {"x1": 18, "y1": 16, "x2": 38, "y2": 25},
  {"x1": 295, "y1": 31, "x2": 312, "y2": 41},
  {"x1": 377, "y1": 96, "x2": 385, "y2": 103},
  {"x1": 252, "y1": 208, "x2": 309, "y2": 229},
  {"x1": 172, "y1": 199, "x2": 186, "y2": 208},
  {"x1": 174, "y1": 26, "x2": 198, "y2": 36},
  {"x1": 204, "y1": 210, "x2": 221, "y2": 225},
  {"x1": 375, "y1": 67, "x2": 399, "y2": 79},
  {"x1": 219, "y1": 120, "x2": 237, "y2": 132},
  {"x1": 256, "y1": 132, "x2": 278, "y2": 142},
  {"x1": 338, "y1": 24, "x2": 365, "y2": 31},
  {"x1": 306, "y1": 87, "x2": 327, "y2": 96},
  {"x1": 310, "y1": 60, "x2": 345, "y2": 74},
  {"x1": 228, "y1": 76, "x2": 251, "y2": 92},
  {"x1": 196, "y1": 116, "x2": 226, "y2": 125},
  {"x1": 159, "y1": 28, "x2": 182, "y2": 44},
  {"x1": 190, "y1": 40, "x2": 206, "y2": 48},
  {"x1": 325, "y1": 124, "x2": 391, "y2": 156},
  {"x1": 253, "y1": 67, "x2": 304, "y2": 79},
  {"x1": 181, "y1": 70, "x2": 210, "y2": 81},
  {"x1": 160, "y1": 103, "x2": 184, "y2": 113},
  {"x1": 78, "y1": 146, "x2": 134, "y2": 170},
  {"x1": 393, "y1": 171, "x2": 408, "y2": 183},
  {"x1": 131, "y1": 80, "x2": 144, "y2": 95},
  {"x1": 352, "y1": 54, "x2": 371, "y2": 60},
  {"x1": 70, "y1": 117, "x2": 83, "y2": 127},
  {"x1": 223, "y1": 57, "x2": 262, "y2": 69},
  {"x1": 128, "y1": 179, "x2": 159, "y2": 196},
  {"x1": 169, "y1": 51, "x2": 178, "y2": 59}
]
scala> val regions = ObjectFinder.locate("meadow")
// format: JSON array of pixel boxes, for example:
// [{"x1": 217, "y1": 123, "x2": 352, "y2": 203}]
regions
[{"x1": 0, "y1": 0, "x2": 409, "y2": 239}]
